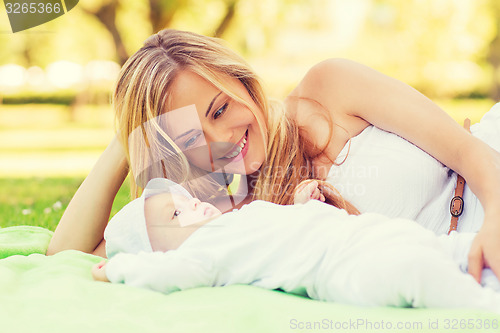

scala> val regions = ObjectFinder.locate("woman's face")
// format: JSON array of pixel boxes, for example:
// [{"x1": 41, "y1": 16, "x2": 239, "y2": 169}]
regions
[{"x1": 163, "y1": 70, "x2": 266, "y2": 176}]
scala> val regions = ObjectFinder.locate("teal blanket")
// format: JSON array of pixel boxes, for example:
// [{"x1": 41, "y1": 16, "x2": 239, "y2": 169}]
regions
[{"x1": 1, "y1": 226, "x2": 499, "y2": 333}]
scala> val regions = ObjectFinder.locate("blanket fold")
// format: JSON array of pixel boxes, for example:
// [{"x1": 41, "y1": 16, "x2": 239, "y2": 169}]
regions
[{"x1": 0, "y1": 225, "x2": 53, "y2": 259}]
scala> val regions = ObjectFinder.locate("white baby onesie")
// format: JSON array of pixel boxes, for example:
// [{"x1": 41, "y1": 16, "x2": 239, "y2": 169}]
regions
[{"x1": 106, "y1": 200, "x2": 500, "y2": 312}]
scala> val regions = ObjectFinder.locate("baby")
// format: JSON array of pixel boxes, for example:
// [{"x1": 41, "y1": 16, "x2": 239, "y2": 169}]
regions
[{"x1": 93, "y1": 178, "x2": 500, "y2": 312}]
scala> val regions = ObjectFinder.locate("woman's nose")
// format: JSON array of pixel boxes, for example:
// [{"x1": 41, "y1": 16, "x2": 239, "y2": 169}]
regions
[
  {"x1": 204, "y1": 124, "x2": 233, "y2": 144},
  {"x1": 205, "y1": 129, "x2": 235, "y2": 159}
]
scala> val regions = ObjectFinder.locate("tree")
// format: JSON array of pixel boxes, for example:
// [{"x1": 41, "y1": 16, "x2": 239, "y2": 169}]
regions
[
  {"x1": 81, "y1": 0, "x2": 128, "y2": 65},
  {"x1": 82, "y1": 0, "x2": 239, "y2": 65}
]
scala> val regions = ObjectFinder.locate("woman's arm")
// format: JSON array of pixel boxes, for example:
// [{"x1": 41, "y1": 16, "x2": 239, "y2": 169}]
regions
[
  {"x1": 46, "y1": 135, "x2": 129, "y2": 256},
  {"x1": 299, "y1": 58, "x2": 500, "y2": 281}
]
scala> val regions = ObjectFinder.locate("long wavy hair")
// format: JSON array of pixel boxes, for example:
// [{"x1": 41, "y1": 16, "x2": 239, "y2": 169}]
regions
[{"x1": 114, "y1": 29, "x2": 357, "y2": 213}]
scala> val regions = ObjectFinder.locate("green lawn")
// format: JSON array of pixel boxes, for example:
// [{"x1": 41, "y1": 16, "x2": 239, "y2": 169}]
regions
[{"x1": 0, "y1": 177, "x2": 131, "y2": 231}]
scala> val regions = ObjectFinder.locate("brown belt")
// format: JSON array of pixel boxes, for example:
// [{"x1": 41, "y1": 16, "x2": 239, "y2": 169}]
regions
[{"x1": 448, "y1": 118, "x2": 471, "y2": 235}]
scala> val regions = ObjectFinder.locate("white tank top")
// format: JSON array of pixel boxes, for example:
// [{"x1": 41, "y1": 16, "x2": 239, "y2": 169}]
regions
[{"x1": 326, "y1": 103, "x2": 500, "y2": 235}]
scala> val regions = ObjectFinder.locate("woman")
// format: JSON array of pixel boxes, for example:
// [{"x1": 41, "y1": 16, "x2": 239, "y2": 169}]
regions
[{"x1": 47, "y1": 29, "x2": 500, "y2": 284}]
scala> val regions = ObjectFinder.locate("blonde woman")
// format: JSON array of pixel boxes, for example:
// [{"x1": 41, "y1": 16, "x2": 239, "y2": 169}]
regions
[{"x1": 47, "y1": 29, "x2": 500, "y2": 285}]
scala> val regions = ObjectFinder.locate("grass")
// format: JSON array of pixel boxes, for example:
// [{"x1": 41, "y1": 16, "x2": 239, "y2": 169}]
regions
[
  {"x1": 0, "y1": 177, "x2": 131, "y2": 231},
  {"x1": 0, "y1": 104, "x2": 114, "y2": 130}
]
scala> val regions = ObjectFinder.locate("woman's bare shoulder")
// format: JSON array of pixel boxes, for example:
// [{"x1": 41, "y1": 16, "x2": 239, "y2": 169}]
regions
[
  {"x1": 283, "y1": 59, "x2": 370, "y2": 174},
  {"x1": 285, "y1": 58, "x2": 370, "y2": 140},
  {"x1": 287, "y1": 58, "x2": 363, "y2": 98}
]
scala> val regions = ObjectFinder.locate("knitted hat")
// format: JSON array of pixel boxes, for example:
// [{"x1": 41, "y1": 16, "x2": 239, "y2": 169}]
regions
[{"x1": 104, "y1": 178, "x2": 193, "y2": 258}]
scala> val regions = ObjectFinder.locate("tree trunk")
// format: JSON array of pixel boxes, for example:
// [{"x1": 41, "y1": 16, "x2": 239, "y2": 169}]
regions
[
  {"x1": 83, "y1": 0, "x2": 239, "y2": 64},
  {"x1": 213, "y1": 0, "x2": 237, "y2": 38},
  {"x1": 148, "y1": 0, "x2": 178, "y2": 33},
  {"x1": 82, "y1": 0, "x2": 129, "y2": 65}
]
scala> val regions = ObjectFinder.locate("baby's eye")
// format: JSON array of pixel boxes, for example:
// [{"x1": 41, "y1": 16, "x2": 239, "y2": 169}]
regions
[{"x1": 173, "y1": 210, "x2": 181, "y2": 218}]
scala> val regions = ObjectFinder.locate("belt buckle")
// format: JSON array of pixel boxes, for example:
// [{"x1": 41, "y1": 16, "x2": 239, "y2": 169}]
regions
[{"x1": 450, "y1": 196, "x2": 464, "y2": 217}]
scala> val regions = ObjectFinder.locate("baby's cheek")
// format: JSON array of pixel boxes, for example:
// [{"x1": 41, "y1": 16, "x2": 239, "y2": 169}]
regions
[{"x1": 177, "y1": 214, "x2": 200, "y2": 227}]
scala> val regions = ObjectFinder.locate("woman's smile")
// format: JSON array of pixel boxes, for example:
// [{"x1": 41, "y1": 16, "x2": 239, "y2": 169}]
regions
[
  {"x1": 220, "y1": 130, "x2": 248, "y2": 161},
  {"x1": 167, "y1": 70, "x2": 266, "y2": 175}
]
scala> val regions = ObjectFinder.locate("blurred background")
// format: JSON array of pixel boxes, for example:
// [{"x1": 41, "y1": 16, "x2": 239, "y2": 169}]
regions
[{"x1": 1, "y1": 0, "x2": 500, "y2": 229}]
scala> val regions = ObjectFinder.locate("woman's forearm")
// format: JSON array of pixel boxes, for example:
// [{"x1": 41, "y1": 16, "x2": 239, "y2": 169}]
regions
[
  {"x1": 460, "y1": 136, "x2": 500, "y2": 281},
  {"x1": 458, "y1": 136, "x2": 500, "y2": 216},
  {"x1": 46, "y1": 136, "x2": 129, "y2": 255}
]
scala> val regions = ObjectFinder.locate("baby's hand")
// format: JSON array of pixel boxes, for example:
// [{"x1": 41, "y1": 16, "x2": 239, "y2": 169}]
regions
[
  {"x1": 91, "y1": 260, "x2": 110, "y2": 282},
  {"x1": 293, "y1": 180, "x2": 325, "y2": 204}
]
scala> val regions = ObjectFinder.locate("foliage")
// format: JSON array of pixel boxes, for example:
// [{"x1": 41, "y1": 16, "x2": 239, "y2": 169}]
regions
[
  {"x1": 2, "y1": 89, "x2": 78, "y2": 105},
  {"x1": 1, "y1": 88, "x2": 111, "y2": 105},
  {"x1": 2, "y1": 0, "x2": 500, "y2": 99}
]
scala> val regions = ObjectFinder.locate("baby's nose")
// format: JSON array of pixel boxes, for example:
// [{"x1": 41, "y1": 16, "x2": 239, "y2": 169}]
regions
[{"x1": 190, "y1": 198, "x2": 201, "y2": 210}]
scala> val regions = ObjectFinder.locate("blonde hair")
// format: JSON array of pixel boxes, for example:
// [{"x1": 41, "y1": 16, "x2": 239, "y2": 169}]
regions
[
  {"x1": 114, "y1": 29, "x2": 268, "y2": 201},
  {"x1": 114, "y1": 29, "x2": 357, "y2": 213}
]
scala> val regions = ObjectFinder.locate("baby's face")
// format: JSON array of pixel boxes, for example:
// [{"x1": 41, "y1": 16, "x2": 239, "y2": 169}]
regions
[{"x1": 144, "y1": 193, "x2": 222, "y2": 251}]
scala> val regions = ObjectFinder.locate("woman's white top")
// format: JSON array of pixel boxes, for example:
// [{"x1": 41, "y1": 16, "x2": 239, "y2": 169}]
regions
[{"x1": 326, "y1": 103, "x2": 500, "y2": 235}]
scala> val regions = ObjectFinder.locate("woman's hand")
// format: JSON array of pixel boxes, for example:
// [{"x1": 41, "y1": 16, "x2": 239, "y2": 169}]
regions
[
  {"x1": 293, "y1": 179, "x2": 325, "y2": 204},
  {"x1": 92, "y1": 261, "x2": 110, "y2": 282},
  {"x1": 468, "y1": 211, "x2": 500, "y2": 282}
]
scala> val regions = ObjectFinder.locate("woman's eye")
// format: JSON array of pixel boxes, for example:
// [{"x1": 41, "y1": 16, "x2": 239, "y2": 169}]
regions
[
  {"x1": 213, "y1": 103, "x2": 228, "y2": 120},
  {"x1": 184, "y1": 134, "x2": 200, "y2": 148}
]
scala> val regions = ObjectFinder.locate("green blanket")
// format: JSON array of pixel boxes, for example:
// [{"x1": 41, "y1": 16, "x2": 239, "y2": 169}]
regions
[
  {"x1": 1, "y1": 226, "x2": 499, "y2": 333},
  {"x1": 0, "y1": 225, "x2": 53, "y2": 259}
]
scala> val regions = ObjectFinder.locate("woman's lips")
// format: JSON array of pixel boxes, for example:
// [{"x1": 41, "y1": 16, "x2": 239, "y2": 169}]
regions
[{"x1": 220, "y1": 130, "x2": 248, "y2": 160}]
